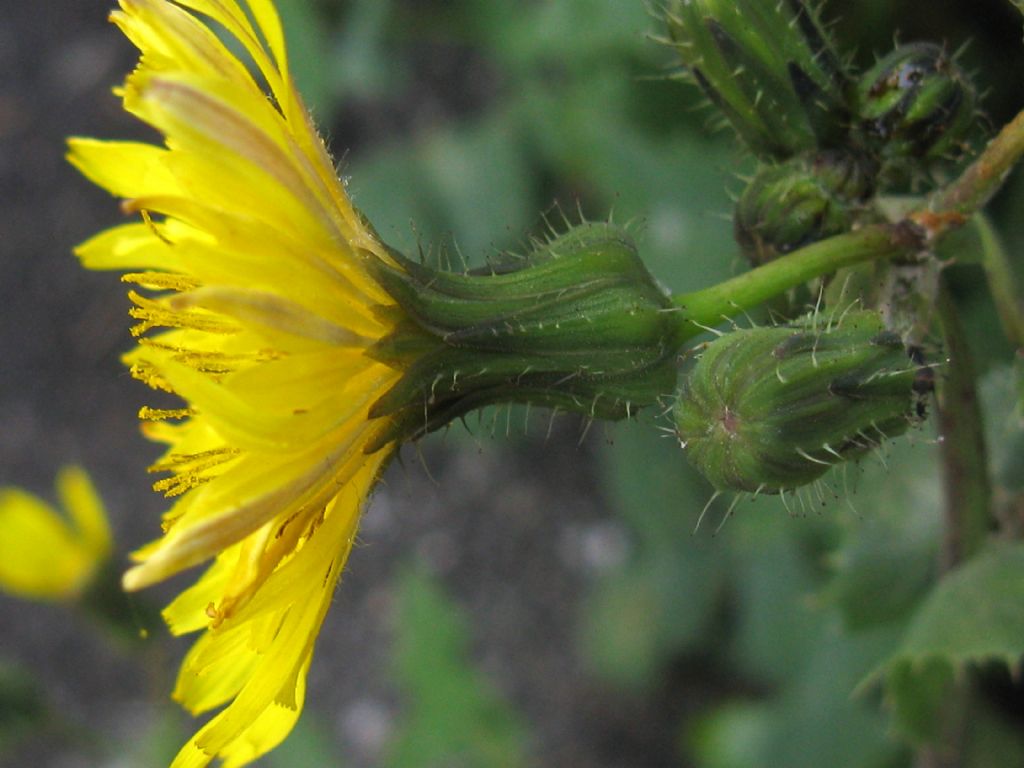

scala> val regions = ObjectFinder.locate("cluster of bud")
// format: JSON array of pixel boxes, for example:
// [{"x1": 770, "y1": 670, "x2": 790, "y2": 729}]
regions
[
  {"x1": 665, "y1": 2, "x2": 979, "y2": 269},
  {"x1": 664, "y1": 0, "x2": 852, "y2": 160},
  {"x1": 673, "y1": 312, "x2": 922, "y2": 494},
  {"x1": 855, "y1": 43, "x2": 977, "y2": 166},
  {"x1": 363, "y1": 224, "x2": 680, "y2": 450},
  {"x1": 734, "y1": 150, "x2": 876, "y2": 267}
]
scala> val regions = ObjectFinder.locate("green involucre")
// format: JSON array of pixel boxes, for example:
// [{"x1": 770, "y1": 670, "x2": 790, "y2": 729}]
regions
[
  {"x1": 364, "y1": 223, "x2": 679, "y2": 449},
  {"x1": 674, "y1": 311, "x2": 921, "y2": 493},
  {"x1": 664, "y1": 0, "x2": 852, "y2": 159},
  {"x1": 856, "y1": 42, "x2": 976, "y2": 164},
  {"x1": 734, "y1": 150, "x2": 877, "y2": 267}
]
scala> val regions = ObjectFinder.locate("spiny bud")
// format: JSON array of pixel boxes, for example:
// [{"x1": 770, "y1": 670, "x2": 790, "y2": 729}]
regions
[
  {"x1": 673, "y1": 311, "x2": 921, "y2": 494},
  {"x1": 664, "y1": 0, "x2": 852, "y2": 160},
  {"x1": 363, "y1": 223, "x2": 679, "y2": 450},
  {"x1": 734, "y1": 150, "x2": 876, "y2": 266},
  {"x1": 856, "y1": 42, "x2": 977, "y2": 163}
]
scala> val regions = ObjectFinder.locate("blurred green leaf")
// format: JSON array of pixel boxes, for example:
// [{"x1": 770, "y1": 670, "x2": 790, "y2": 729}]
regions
[
  {"x1": 727, "y1": 530, "x2": 829, "y2": 686},
  {"x1": 328, "y1": 0, "x2": 400, "y2": 100},
  {"x1": 933, "y1": 214, "x2": 986, "y2": 265},
  {"x1": 688, "y1": 625, "x2": 905, "y2": 768},
  {"x1": 1010, "y1": 0, "x2": 1024, "y2": 26},
  {"x1": 516, "y1": 71, "x2": 739, "y2": 293},
  {"x1": 275, "y1": 0, "x2": 333, "y2": 120},
  {"x1": 981, "y1": 364, "x2": 1024, "y2": 491},
  {"x1": 269, "y1": 714, "x2": 346, "y2": 767},
  {"x1": 122, "y1": 705, "x2": 190, "y2": 768},
  {"x1": 456, "y1": 0, "x2": 653, "y2": 73},
  {"x1": 961, "y1": 697, "x2": 1024, "y2": 768},
  {"x1": 387, "y1": 565, "x2": 528, "y2": 768},
  {"x1": 0, "y1": 663, "x2": 45, "y2": 752},
  {"x1": 688, "y1": 702, "x2": 773, "y2": 768},
  {"x1": 820, "y1": 439, "x2": 942, "y2": 630},
  {"x1": 582, "y1": 420, "x2": 729, "y2": 689},
  {"x1": 881, "y1": 657, "x2": 954, "y2": 744},
  {"x1": 870, "y1": 542, "x2": 1024, "y2": 743},
  {"x1": 758, "y1": 624, "x2": 907, "y2": 768},
  {"x1": 885, "y1": 542, "x2": 1024, "y2": 667},
  {"x1": 350, "y1": 115, "x2": 533, "y2": 263}
]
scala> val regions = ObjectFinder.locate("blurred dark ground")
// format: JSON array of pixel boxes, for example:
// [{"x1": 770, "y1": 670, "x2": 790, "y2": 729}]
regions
[{"x1": 1, "y1": 1, "x2": 1023, "y2": 767}]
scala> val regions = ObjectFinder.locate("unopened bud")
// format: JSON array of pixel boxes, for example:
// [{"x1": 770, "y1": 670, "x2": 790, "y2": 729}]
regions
[
  {"x1": 734, "y1": 150, "x2": 876, "y2": 266},
  {"x1": 674, "y1": 312, "x2": 921, "y2": 493},
  {"x1": 664, "y1": 0, "x2": 852, "y2": 159},
  {"x1": 856, "y1": 43, "x2": 976, "y2": 163}
]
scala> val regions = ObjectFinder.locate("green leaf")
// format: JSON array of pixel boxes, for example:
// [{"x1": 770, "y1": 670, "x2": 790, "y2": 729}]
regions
[
  {"x1": 727, "y1": 532, "x2": 830, "y2": 685},
  {"x1": 516, "y1": 71, "x2": 739, "y2": 293},
  {"x1": 869, "y1": 542, "x2": 1024, "y2": 743},
  {"x1": 457, "y1": 0, "x2": 653, "y2": 75},
  {"x1": 880, "y1": 656, "x2": 954, "y2": 743},
  {"x1": 688, "y1": 702, "x2": 773, "y2": 768},
  {"x1": 687, "y1": 625, "x2": 907, "y2": 768},
  {"x1": 820, "y1": 438, "x2": 943, "y2": 629},
  {"x1": 269, "y1": 714, "x2": 346, "y2": 767},
  {"x1": 275, "y1": 0, "x2": 333, "y2": 120},
  {"x1": 758, "y1": 624, "x2": 907, "y2": 768},
  {"x1": 891, "y1": 542, "x2": 1024, "y2": 666},
  {"x1": 981, "y1": 364, "x2": 1024, "y2": 492},
  {"x1": 1010, "y1": 0, "x2": 1024, "y2": 33},
  {"x1": 327, "y1": 0, "x2": 400, "y2": 100},
  {"x1": 581, "y1": 420, "x2": 730, "y2": 689},
  {"x1": 121, "y1": 704, "x2": 190, "y2": 768},
  {"x1": 387, "y1": 565, "x2": 528, "y2": 768},
  {"x1": 350, "y1": 115, "x2": 533, "y2": 264},
  {"x1": 0, "y1": 663, "x2": 45, "y2": 752}
]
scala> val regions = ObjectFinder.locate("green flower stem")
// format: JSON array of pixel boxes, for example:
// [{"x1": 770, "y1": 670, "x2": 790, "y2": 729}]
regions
[
  {"x1": 920, "y1": 108, "x2": 1024, "y2": 235},
  {"x1": 917, "y1": 282, "x2": 995, "y2": 768},
  {"x1": 669, "y1": 222, "x2": 922, "y2": 343},
  {"x1": 669, "y1": 105, "x2": 1024, "y2": 344},
  {"x1": 975, "y1": 214, "x2": 1024, "y2": 350},
  {"x1": 934, "y1": 280, "x2": 992, "y2": 569}
]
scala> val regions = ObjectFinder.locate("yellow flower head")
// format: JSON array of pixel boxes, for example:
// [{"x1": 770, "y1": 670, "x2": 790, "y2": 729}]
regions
[
  {"x1": 68, "y1": 1, "x2": 404, "y2": 765},
  {"x1": 0, "y1": 467, "x2": 112, "y2": 602}
]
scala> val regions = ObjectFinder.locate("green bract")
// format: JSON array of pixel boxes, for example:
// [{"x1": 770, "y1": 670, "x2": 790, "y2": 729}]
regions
[
  {"x1": 857, "y1": 42, "x2": 976, "y2": 163},
  {"x1": 364, "y1": 224, "x2": 679, "y2": 450},
  {"x1": 674, "y1": 311, "x2": 921, "y2": 493},
  {"x1": 664, "y1": 0, "x2": 852, "y2": 159},
  {"x1": 734, "y1": 150, "x2": 876, "y2": 266}
]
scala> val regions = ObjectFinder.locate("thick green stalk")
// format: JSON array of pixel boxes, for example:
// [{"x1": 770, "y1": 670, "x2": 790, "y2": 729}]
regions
[
  {"x1": 934, "y1": 281, "x2": 992, "y2": 568},
  {"x1": 670, "y1": 222, "x2": 922, "y2": 343},
  {"x1": 670, "y1": 106, "x2": 1024, "y2": 345},
  {"x1": 914, "y1": 282, "x2": 995, "y2": 768},
  {"x1": 920, "y1": 109, "x2": 1024, "y2": 234},
  {"x1": 975, "y1": 215, "x2": 1024, "y2": 349}
]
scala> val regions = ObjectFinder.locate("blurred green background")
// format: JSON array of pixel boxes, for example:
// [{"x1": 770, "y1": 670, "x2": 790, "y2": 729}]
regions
[{"x1": 1, "y1": 1, "x2": 1022, "y2": 766}]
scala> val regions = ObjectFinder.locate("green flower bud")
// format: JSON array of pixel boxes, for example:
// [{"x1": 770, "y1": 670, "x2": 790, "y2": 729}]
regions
[
  {"x1": 735, "y1": 150, "x2": 876, "y2": 266},
  {"x1": 664, "y1": 0, "x2": 852, "y2": 159},
  {"x1": 674, "y1": 311, "x2": 921, "y2": 493},
  {"x1": 364, "y1": 224, "x2": 679, "y2": 450},
  {"x1": 856, "y1": 43, "x2": 977, "y2": 162}
]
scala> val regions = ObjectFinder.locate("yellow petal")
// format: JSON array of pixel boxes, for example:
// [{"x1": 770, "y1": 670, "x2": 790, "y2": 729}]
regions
[
  {"x1": 66, "y1": 138, "x2": 180, "y2": 199},
  {"x1": 0, "y1": 469, "x2": 112, "y2": 601},
  {"x1": 57, "y1": 466, "x2": 113, "y2": 563}
]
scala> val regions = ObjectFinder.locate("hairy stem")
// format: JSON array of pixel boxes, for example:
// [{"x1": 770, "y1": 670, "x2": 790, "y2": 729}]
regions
[
  {"x1": 914, "y1": 283, "x2": 995, "y2": 768},
  {"x1": 670, "y1": 222, "x2": 923, "y2": 343},
  {"x1": 974, "y1": 214, "x2": 1024, "y2": 350},
  {"x1": 669, "y1": 106, "x2": 1024, "y2": 344},
  {"x1": 919, "y1": 109, "x2": 1024, "y2": 236},
  {"x1": 934, "y1": 280, "x2": 992, "y2": 569}
]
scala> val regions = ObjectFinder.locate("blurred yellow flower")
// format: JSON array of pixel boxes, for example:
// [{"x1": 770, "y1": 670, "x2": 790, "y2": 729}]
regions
[
  {"x1": 68, "y1": 0, "x2": 404, "y2": 765},
  {"x1": 0, "y1": 467, "x2": 112, "y2": 601}
]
